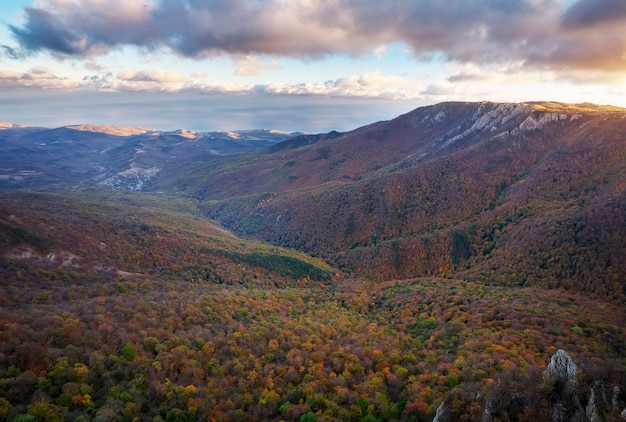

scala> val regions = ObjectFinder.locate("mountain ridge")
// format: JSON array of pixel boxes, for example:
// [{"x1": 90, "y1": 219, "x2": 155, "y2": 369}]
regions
[
  {"x1": 174, "y1": 101, "x2": 625, "y2": 199},
  {"x1": 185, "y1": 101, "x2": 626, "y2": 298},
  {"x1": 65, "y1": 123, "x2": 152, "y2": 137}
]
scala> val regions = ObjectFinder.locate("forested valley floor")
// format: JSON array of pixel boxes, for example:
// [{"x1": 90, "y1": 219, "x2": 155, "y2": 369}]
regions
[{"x1": 1, "y1": 192, "x2": 624, "y2": 421}]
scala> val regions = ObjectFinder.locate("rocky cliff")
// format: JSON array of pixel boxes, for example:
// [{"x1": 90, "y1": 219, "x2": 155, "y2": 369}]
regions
[{"x1": 434, "y1": 349, "x2": 626, "y2": 421}]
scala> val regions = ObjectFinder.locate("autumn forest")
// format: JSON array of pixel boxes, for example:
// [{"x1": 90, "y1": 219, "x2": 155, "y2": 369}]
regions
[{"x1": 1, "y1": 101, "x2": 626, "y2": 421}]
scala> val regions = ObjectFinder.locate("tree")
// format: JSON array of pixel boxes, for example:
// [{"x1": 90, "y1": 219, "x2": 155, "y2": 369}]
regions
[
  {"x1": 120, "y1": 343, "x2": 138, "y2": 361},
  {"x1": 300, "y1": 412, "x2": 317, "y2": 422},
  {"x1": 27, "y1": 400, "x2": 63, "y2": 422}
]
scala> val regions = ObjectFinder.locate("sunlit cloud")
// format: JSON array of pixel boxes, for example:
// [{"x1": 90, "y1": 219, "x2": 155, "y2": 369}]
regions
[
  {"x1": 0, "y1": 66, "x2": 79, "y2": 89},
  {"x1": 7, "y1": 0, "x2": 626, "y2": 78},
  {"x1": 117, "y1": 69, "x2": 187, "y2": 83},
  {"x1": 327, "y1": 70, "x2": 417, "y2": 99},
  {"x1": 233, "y1": 55, "x2": 281, "y2": 76},
  {"x1": 190, "y1": 71, "x2": 207, "y2": 79},
  {"x1": 447, "y1": 63, "x2": 545, "y2": 84},
  {"x1": 194, "y1": 70, "x2": 420, "y2": 99},
  {"x1": 0, "y1": 64, "x2": 422, "y2": 99}
]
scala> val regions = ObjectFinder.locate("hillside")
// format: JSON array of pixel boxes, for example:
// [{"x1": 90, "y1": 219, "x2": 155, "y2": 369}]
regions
[
  {"x1": 0, "y1": 191, "x2": 332, "y2": 286},
  {"x1": 1, "y1": 191, "x2": 625, "y2": 421},
  {"x1": 173, "y1": 101, "x2": 626, "y2": 298}
]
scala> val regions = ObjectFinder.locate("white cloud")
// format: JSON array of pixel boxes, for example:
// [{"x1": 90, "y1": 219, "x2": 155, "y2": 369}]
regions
[
  {"x1": 26, "y1": 66, "x2": 56, "y2": 79},
  {"x1": 241, "y1": 70, "x2": 421, "y2": 100},
  {"x1": 334, "y1": 70, "x2": 407, "y2": 90},
  {"x1": 233, "y1": 55, "x2": 281, "y2": 76},
  {"x1": 0, "y1": 70, "x2": 22, "y2": 80},
  {"x1": 83, "y1": 58, "x2": 106, "y2": 71},
  {"x1": 0, "y1": 64, "x2": 423, "y2": 100},
  {"x1": 117, "y1": 69, "x2": 187, "y2": 83},
  {"x1": 0, "y1": 67, "x2": 79, "y2": 88}
]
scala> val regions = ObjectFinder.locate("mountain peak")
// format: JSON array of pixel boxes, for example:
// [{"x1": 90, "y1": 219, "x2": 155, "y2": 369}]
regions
[
  {"x1": 525, "y1": 101, "x2": 626, "y2": 114},
  {"x1": 171, "y1": 129, "x2": 198, "y2": 139},
  {"x1": 0, "y1": 122, "x2": 29, "y2": 130},
  {"x1": 65, "y1": 123, "x2": 151, "y2": 137}
]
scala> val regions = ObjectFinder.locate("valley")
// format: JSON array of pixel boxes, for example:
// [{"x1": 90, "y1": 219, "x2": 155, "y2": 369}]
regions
[{"x1": 1, "y1": 101, "x2": 625, "y2": 421}]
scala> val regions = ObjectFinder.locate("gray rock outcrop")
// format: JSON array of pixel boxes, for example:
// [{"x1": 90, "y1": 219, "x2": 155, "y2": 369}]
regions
[{"x1": 543, "y1": 349, "x2": 578, "y2": 386}]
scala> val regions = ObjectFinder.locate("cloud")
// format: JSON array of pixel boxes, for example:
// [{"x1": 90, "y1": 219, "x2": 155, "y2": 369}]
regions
[
  {"x1": 324, "y1": 70, "x2": 416, "y2": 98},
  {"x1": 234, "y1": 55, "x2": 281, "y2": 76},
  {"x1": 503, "y1": 0, "x2": 626, "y2": 73},
  {"x1": 234, "y1": 70, "x2": 420, "y2": 100},
  {"x1": 117, "y1": 69, "x2": 187, "y2": 83},
  {"x1": 53, "y1": 66, "x2": 416, "y2": 99},
  {"x1": 7, "y1": 0, "x2": 626, "y2": 75},
  {"x1": 83, "y1": 59, "x2": 106, "y2": 71},
  {"x1": 0, "y1": 67, "x2": 79, "y2": 89},
  {"x1": 561, "y1": 0, "x2": 626, "y2": 28},
  {"x1": 447, "y1": 63, "x2": 539, "y2": 84},
  {"x1": 26, "y1": 66, "x2": 57, "y2": 79},
  {"x1": 82, "y1": 72, "x2": 113, "y2": 89},
  {"x1": 334, "y1": 70, "x2": 407, "y2": 90},
  {"x1": 9, "y1": 7, "x2": 86, "y2": 55},
  {"x1": 0, "y1": 70, "x2": 22, "y2": 80},
  {"x1": 109, "y1": 69, "x2": 189, "y2": 92},
  {"x1": 2, "y1": 45, "x2": 23, "y2": 60},
  {"x1": 9, "y1": 1, "x2": 156, "y2": 56}
]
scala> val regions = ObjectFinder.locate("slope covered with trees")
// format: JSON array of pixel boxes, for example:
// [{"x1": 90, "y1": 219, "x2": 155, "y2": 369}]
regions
[
  {"x1": 1, "y1": 192, "x2": 625, "y2": 421},
  {"x1": 181, "y1": 102, "x2": 626, "y2": 299},
  {"x1": 0, "y1": 192, "x2": 333, "y2": 287}
]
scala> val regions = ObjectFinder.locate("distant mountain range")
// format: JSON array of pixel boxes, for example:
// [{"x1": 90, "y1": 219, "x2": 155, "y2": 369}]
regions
[
  {"x1": 0, "y1": 123, "x2": 299, "y2": 191},
  {"x1": 2, "y1": 101, "x2": 626, "y2": 297}
]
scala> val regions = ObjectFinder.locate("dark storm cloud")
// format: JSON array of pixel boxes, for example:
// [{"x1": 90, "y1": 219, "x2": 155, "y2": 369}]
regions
[{"x1": 7, "y1": 0, "x2": 626, "y2": 72}]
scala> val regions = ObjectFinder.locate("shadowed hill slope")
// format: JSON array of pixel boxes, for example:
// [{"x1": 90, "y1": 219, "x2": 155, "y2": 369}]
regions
[{"x1": 0, "y1": 191, "x2": 333, "y2": 286}]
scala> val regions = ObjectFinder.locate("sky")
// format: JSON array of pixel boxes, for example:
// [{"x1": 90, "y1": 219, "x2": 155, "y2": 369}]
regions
[{"x1": 1, "y1": 0, "x2": 626, "y2": 132}]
